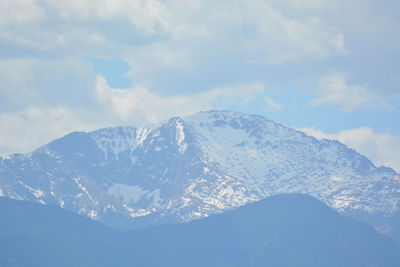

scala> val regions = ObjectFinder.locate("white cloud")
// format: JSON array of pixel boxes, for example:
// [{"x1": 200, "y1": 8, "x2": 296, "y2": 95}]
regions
[
  {"x1": 0, "y1": 58, "x2": 96, "y2": 111},
  {"x1": 0, "y1": 1, "x2": 44, "y2": 26},
  {"x1": 310, "y1": 73, "x2": 376, "y2": 111},
  {"x1": 0, "y1": 0, "x2": 353, "y2": 111},
  {"x1": 112, "y1": 0, "x2": 349, "y2": 91},
  {"x1": 0, "y1": 107, "x2": 100, "y2": 155},
  {"x1": 289, "y1": 0, "x2": 331, "y2": 9},
  {"x1": 0, "y1": 0, "x2": 398, "y2": 158},
  {"x1": 0, "y1": 0, "x2": 346, "y2": 63},
  {"x1": 265, "y1": 97, "x2": 283, "y2": 110},
  {"x1": 1, "y1": 0, "x2": 399, "y2": 102},
  {"x1": 0, "y1": 73, "x2": 270, "y2": 155},
  {"x1": 300, "y1": 126, "x2": 400, "y2": 173},
  {"x1": 0, "y1": 0, "x2": 180, "y2": 57},
  {"x1": 95, "y1": 75, "x2": 202, "y2": 124},
  {"x1": 55, "y1": 0, "x2": 178, "y2": 35},
  {"x1": 95, "y1": 75, "x2": 266, "y2": 124}
]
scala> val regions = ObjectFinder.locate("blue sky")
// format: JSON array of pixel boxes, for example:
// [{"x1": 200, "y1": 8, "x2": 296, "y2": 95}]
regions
[{"x1": 0, "y1": 0, "x2": 399, "y2": 171}]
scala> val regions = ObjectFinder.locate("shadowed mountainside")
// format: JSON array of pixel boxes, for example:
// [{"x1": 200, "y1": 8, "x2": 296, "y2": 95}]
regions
[{"x1": 1, "y1": 193, "x2": 399, "y2": 267}]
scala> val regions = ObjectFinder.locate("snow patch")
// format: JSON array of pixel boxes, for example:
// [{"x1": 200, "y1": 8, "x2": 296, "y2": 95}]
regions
[
  {"x1": 108, "y1": 184, "x2": 147, "y2": 203},
  {"x1": 88, "y1": 210, "x2": 98, "y2": 219},
  {"x1": 175, "y1": 120, "x2": 187, "y2": 153},
  {"x1": 18, "y1": 181, "x2": 44, "y2": 199},
  {"x1": 136, "y1": 127, "x2": 151, "y2": 144},
  {"x1": 73, "y1": 177, "x2": 97, "y2": 204},
  {"x1": 122, "y1": 204, "x2": 153, "y2": 217}
]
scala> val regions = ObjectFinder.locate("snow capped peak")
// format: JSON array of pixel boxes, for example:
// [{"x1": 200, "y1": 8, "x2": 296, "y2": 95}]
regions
[{"x1": 0, "y1": 110, "x2": 399, "y2": 230}]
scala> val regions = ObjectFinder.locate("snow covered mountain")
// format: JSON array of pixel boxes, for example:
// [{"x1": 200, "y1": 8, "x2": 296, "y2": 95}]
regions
[{"x1": 0, "y1": 110, "x2": 399, "y2": 230}]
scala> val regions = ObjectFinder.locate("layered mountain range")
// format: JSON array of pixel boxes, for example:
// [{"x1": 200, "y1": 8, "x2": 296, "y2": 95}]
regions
[
  {"x1": 2, "y1": 194, "x2": 399, "y2": 267},
  {"x1": 0, "y1": 110, "x2": 399, "y2": 231}
]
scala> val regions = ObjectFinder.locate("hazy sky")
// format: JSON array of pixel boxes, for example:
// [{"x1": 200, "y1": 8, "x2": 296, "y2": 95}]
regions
[{"x1": 0, "y1": 0, "x2": 399, "y2": 171}]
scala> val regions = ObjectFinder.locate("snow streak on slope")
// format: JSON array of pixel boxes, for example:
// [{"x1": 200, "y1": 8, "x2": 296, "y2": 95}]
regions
[{"x1": 0, "y1": 110, "x2": 399, "y2": 229}]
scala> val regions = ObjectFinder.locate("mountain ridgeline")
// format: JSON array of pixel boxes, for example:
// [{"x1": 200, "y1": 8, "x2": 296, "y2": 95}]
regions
[
  {"x1": 0, "y1": 110, "x2": 399, "y2": 234},
  {"x1": 1, "y1": 194, "x2": 399, "y2": 267}
]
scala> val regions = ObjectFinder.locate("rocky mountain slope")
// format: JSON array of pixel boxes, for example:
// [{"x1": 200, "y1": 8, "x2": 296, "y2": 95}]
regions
[{"x1": 0, "y1": 110, "x2": 399, "y2": 230}]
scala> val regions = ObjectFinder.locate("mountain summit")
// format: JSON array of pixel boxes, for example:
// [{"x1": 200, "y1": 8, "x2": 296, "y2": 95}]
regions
[{"x1": 0, "y1": 110, "x2": 399, "y2": 230}]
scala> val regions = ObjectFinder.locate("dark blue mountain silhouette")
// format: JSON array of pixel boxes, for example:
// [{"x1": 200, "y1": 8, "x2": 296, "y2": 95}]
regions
[{"x1": 1, "y1": 194, "x2": 399, "y2": 267}]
